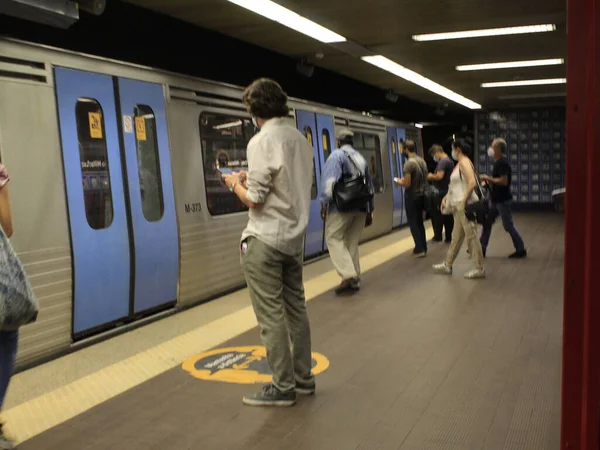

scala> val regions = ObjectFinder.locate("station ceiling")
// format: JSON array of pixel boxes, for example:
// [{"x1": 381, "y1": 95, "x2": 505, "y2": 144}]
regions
[{"x1": 124, "y1": 0, "x2": 566, "y2": 112}]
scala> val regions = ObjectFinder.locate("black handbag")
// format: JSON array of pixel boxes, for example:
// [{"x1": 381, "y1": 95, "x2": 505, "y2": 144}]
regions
[
  {"x1": 463, "y1": 162, "x2": 490, "y2": 224},
  {"x1": 424, "y1": 184, "x2": 440, "y2": 212},
  {"x1": 333, "y1": 151, "x2": 374, "y2": 212}
]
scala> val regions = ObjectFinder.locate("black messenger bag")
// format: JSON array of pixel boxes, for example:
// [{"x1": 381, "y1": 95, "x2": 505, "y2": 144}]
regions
[{"x1": 333, "y1": 151, "x2": 374, "y2": 212}]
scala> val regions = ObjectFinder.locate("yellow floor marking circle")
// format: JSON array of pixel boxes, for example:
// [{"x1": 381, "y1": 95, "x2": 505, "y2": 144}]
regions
[{"x1": 182, "y1": 345, "x2": 330, "y2": 384}]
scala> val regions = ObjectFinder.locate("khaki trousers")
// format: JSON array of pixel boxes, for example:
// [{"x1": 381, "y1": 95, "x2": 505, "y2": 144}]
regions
[
  {"x1": 445, "y1": 205, "x2": 484, "y2": 270},
  {"x1": 325, "y1": 212, "x2": 367, "y2": 281},
  {"x1": 241, "y1": 237, "x2": 315, "y2": 392}
]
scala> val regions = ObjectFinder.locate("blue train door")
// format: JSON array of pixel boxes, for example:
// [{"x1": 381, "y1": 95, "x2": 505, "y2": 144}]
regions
[
  {"x1": 316, "y1": 114, "x2": 334, "y2": 251},
  {"x1": 117, "y1": 78, "x2": 179, "y2": 314},
  {"x1": 396, "y1": 128, "x2": 407, "y2": 225},
  {"x1": 296, "y1": 110, "x2": 324, "y2": 259},
  {"x1": 55, "y1": 68, "x2": 131, "y2": 335},
  {"x1": 388, "y1": 127, "x2": 403, "y2": 228}
]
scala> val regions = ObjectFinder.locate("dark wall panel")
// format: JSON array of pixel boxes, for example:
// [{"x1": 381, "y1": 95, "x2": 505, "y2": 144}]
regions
[{"x1": 475, "y1": 108, "x2": 566, "y2": 205}]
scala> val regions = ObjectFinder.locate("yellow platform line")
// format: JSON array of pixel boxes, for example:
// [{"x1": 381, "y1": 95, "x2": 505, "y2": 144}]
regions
[{"x1": 5, "y1": 228, "x2": 432, "y2": 444}]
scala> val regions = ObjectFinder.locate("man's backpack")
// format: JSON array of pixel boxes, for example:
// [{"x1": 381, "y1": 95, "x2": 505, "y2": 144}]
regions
[{"x1": 333, "y1": 151, "x2": 374, "y2": 212}]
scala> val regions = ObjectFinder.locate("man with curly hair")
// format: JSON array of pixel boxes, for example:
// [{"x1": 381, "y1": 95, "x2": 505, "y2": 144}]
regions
[{"x1": 221, "y1": 78, "x2": 316, "y2": 407}]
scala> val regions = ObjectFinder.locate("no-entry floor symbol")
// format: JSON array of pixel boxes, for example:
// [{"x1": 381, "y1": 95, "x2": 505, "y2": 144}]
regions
[{"x1": 182, "y1": 345, "x2": 330, "y2": 384}]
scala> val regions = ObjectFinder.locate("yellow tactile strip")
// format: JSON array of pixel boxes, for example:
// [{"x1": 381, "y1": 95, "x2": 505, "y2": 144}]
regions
[{"x1": 4, "y1": 228, "x2": 431, "y2": 444}]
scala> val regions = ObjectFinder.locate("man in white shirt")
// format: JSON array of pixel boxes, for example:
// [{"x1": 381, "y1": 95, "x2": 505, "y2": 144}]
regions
[{"x1": 221, "y1": 78, "x2": 315, "y2": 407}]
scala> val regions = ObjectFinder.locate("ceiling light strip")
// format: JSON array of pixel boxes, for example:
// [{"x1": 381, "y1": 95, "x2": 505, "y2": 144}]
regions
[
  {"x1": 481, "y1": 78, "x2": 567, "y2": 88},
  {"x1": 498, "y1": 92, "x2": 567, "y2": 100},
  {"x1": 227, "y1": 0, "x2": 346, "y2": 43},
  {"x1": 456, "y1": 58, "x2": 564, "y2": 71},
  {"x1": 413, "y1": 24, "x2": 556, "y2": 42},
  {"x1": 361, "y1": 55, "x2": 481, "y2": 110}
]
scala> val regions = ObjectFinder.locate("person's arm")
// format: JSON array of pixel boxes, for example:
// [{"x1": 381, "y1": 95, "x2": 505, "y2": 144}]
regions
[
  {"x1": 221, "y1": 138, "x2": 273, "y2": 209},
  {"x1": 0, "y1": 166, "x2": 12, "y2": 237},
  {"x1": 320, "y1": 152, "x2": 343, "y2": 207},
  {"x1": 365, "y1": 160, "x2": 375, "y2": 214},
  {"x1": 481, "y1": 164, "x2": 509, "y2": 186},
  {"x1": 428, "y1": 170, "x2": 445, "y2": 181},
  {"x1": 396, "y1": 160, "x2": 413, "y2": 188},
  {"x1": 460, "y1": 160, "x2": 477, "y2": 206}
]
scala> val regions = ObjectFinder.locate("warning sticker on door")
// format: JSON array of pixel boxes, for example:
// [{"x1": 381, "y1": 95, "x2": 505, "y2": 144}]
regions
[
  {"x1": 135, "y1": 116, "x2": 147, "y2": 141},
  {"x1": 123, "y1": 115, "x2": 133, "y2": 133},
  {"x1": 88, "y1": 112, "x2": 103, "y2": 139}
]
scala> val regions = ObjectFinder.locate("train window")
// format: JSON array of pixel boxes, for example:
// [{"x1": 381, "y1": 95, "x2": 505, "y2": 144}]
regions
[
  {"x1": 134, "y1": 105, "x2": 164, "y2": 222},
  {"x1": 391, "y1": 138, "x2": 398, "y2": 179},
  {"x1": 322, "y1": 129, "x2": 332, "y2": 161},
  {"x1": 303, "y1": 126, "x2": 318, "y2": 200},
  {"x1": 199, "y1": 113, "x2": 255, "y2": 216},
  {"x1": 354, "y1": 131, "x2": 384, "y2": 193},
  {"x1": 75, "y1": 98, "x2": 114, "y2": 230}
]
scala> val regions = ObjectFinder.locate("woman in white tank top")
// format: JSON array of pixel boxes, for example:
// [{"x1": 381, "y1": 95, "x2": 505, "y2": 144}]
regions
[{"x1": 433, "y1": 139, "x2": 485, "y2": 279}]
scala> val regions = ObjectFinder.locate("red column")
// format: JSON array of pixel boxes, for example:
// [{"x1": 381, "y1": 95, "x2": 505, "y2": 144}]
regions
[{"x1": 561, "y1": 0, "x2": 600, "y2": 448}]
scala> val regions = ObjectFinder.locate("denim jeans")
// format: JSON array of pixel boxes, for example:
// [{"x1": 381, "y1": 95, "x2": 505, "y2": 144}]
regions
[
  {"x1": 0, "y1": 330, "x2": 18, "y2": 409},
  {"x1": 405, "y1": 194, "x2": 427, "y2": 254},
  {"x1": 480, "y1": 200, "x2": 525, "y2": 252}
]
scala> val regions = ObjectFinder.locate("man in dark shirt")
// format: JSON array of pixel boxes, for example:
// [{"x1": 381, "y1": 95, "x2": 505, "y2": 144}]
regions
[
  {"x1": 480, "y1": 138, "x2": 527, "y2": 258},
  {"x1": 427, "y1": 144, "x2": 455, "y2": 243},
  {"x1": 395, "y1": 139, "x2": 428, "y2": 257}
]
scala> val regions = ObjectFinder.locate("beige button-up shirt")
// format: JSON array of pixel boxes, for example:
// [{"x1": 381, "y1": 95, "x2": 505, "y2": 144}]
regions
[{"x1": 241, "y1": 117, "x2": 314, "y2": 256}]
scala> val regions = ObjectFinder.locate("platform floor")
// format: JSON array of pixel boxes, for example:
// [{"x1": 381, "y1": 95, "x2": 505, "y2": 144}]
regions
[{"x1": 9, "y1": 213, "x2": 563, "y2": 450}]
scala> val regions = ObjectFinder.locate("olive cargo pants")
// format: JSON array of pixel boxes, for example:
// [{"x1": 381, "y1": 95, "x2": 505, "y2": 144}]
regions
[{"x1": 241, "y1": 237, "x2": 315, "y2": 392}]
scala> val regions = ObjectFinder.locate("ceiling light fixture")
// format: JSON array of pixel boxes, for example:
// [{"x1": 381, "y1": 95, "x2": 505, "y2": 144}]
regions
[
  {"x1": 413, "y1": 24, "x2": 556, "y2": 42},
  {"x1": 361, "y1": 55, "x2": 481, "y2": 110},
  {"x1": 227, "y1": 0, "x2": 346, "y2": 43},
  {"x1": 498, "y1": 92, "x2": 567, "y2": 100},
  {"x1": 414, "y1": 123, "x2": 424, "y2": 129},
  {"x1": 481, "y1": 78, "x2": 567, "y2": 88},
  {"x1": 456, "y1": 58, "x2": 564, "y2": 71}
]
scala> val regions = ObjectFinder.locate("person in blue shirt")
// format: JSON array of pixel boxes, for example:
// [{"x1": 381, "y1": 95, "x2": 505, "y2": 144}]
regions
[{"x1": 320, "y1": 129, "x2": 374, "y2": 295}]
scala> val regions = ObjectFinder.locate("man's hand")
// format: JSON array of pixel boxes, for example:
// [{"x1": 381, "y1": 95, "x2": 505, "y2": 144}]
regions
[
  {"x1": 237, "y1": 171, "x2": 248, "y2": 188},
  {"x1": 480, "y1": 174, "x2": 491, "y2": 183},
  {"x1": 427, "y1": 173, "x2": 434, "y2": 181},
  {"x1": 321, "y1": 204, "x2": 328, "y2": 220},
  {"x1": 221, "y1": 172, "x2": 239, "y2": 190}
]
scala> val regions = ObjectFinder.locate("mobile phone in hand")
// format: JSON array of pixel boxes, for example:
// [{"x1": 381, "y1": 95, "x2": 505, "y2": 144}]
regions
[{"x1": 217, "y1": 167, "x2": 233, "y2": 175}]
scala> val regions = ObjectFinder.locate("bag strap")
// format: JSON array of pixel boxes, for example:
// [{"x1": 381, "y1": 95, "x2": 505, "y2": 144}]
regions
[
  {"x1": 343, "y1": 150, "x2": 365, "y2": 177},
  {"x1": 458, "y1": 160, "x2": 485, "y2": 198}
]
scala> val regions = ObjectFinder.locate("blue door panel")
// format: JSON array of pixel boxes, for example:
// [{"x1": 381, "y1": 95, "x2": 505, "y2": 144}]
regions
[
  {"x1": 316, "y1": 113, "x2": 334, "y2": 251},
  {"x1": 117, "y1": 78, "x2": 179, "y2": 314},
  {"x1": 388, "y1": 127, "x2": 403, "y2": 228},
  {"x1": 396, "y1": 128, "x2": 408, "y2": 225},
  {"x1": 296, "y1": 110, "x2": 322, "y2": 258},
  {"x1": 54, "y1": 68, "x2": 130, "y2": 334}
]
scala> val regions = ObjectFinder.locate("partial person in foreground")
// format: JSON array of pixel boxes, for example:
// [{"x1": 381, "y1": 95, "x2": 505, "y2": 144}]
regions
[
  {"x1": 479, "y1": 138, "x2": 527, "y2": 259},
  {"x1": 0, "y1": 165, "x2": 16, "y2": 449},
  {"x1": 433, "y1": 139, "x2": 486, "y2": 279},
  {"x1": 395, "y1": 139, "x2": 428, "y2": 257},
  {"x1": 320, "y1": 128, "x2": 374, "y2": 295},
  {"x1": 221, "y1": 78, "x2": 315, "y2": 407}
]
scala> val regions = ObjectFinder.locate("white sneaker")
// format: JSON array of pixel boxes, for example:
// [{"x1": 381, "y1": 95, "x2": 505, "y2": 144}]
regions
[
  {"x1": 464, "y1": 269, "x2": 486, "y2": 279},
  {"x1": 433, "y1": 263, "x2": 452, "y2": 275}
]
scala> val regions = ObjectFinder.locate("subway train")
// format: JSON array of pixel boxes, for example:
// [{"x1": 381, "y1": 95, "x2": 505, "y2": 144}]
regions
[{"x1": 0, "y1": 38, "x2": 422, "y2": 368}]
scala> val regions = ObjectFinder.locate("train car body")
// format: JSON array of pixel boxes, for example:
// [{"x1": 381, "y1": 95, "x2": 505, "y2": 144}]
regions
[{"x1": 0, "y1": 39, "x2": 420, "y2": 367}]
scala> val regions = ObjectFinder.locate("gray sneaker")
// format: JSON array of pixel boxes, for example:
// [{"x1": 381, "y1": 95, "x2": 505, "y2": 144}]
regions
[
  {"x1": 0, "y1": 427, "x2": 14, "y2": 449},
  {"x1": 295, "y1": 383, "x2": 316, "y2": 395},
  {"x1": 242, "y1": 383, "x2": 296, "y2": 407}
]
